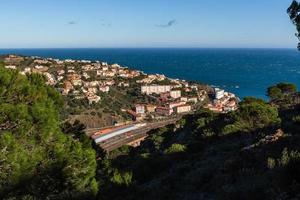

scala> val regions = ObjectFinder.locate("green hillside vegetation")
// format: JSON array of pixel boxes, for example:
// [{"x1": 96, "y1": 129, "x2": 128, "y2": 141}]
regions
[
  {"x1": 2, "y1": 58, "x2": 300, "y2": 199},
  {"x1": 96, "y1": 84, "x2": 300, "y2": 200},
  {"x1": 0, "y1": 63, "x2": 98, "y2": 199}
]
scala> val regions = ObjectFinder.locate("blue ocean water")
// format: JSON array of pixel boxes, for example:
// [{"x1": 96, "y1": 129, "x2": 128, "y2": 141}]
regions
[{"x1": 0, "y1": 48, "x2": 300, "y2": 99}]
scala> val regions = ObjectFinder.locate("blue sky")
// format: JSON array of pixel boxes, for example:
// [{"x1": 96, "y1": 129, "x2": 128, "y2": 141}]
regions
[{"x1": 0, "y1": 0, "x2": 297, "y2": 48}]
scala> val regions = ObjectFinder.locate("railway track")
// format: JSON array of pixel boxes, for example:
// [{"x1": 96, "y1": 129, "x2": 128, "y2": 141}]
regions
[{"x1": 94, "y1": 116, "x2": 182, "y2": 152}]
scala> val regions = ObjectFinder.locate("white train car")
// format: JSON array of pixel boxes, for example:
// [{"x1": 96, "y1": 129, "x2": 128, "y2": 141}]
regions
[{"x1": 94, "y1": 123, "x2": 147, "y2": 144}]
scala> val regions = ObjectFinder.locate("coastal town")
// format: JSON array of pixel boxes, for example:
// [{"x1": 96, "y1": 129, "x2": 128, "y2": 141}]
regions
[
  {"x1": 2, "y1": 54, "x2": 239, "y2": 128},
  {"x1": 1, "y1": 1, "x2": 300, "y2": 199}
]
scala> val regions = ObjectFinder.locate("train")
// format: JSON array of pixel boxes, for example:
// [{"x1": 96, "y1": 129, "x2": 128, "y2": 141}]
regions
[
  {"x1": 93, "y1": 123, "x2": 147, "y2": 144},
  {"x1": 92, "y1": 125, "x2": 130, "y2": 139}
]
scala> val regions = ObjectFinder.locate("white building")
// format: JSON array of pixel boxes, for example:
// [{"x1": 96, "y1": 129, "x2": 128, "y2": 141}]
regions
[
  {"x1": 34, "y1": 65, "x2": 45, "y2": 69},
  {"x1": 84, "y1": 81, "x2": 99, "y2": 87},
  {"x1": 24, "y1": 67, "x2": 31, "y2": 73},
  {"x1": 175, "y1": 105, "x2": 191, "y2": 114},
  {"x1": 57, "y1": 76, "x2": 64, "y2": 82},
  {"x1": 170, "y1": 90, "x2": 181, "y2": 99},
  {"x1": 182, "y1": 81, "x2": 189, "y2": 87},
  {"x1": 87, "y1": 87, "x2": 98, "y2": 94},
  {"x1": 118, "y1": 82, "x2": 130, "y2": 87},
  {"x1": 99, "y1": 86, "x2": 110, "y2": 93},
  {"x1": 103, "y1": 80, "x2": 115, "y2": 86},
  {"x1": 102, "y1": 66, "x2": 109, "y2": 71},
  {"x1": 168, "y1": 101, "x2": 186, "y2": 109},
  {"x1": 135, "y1": 104, "x2": 145, "y2": 114},
  {"x1": 87, "y1": 95, "x2": 101, "y2": 104},
  {"x1": 5, "y1": 65, "x2": 16, "y2": 69},
  {"x1": 111, "y1": 64, "x2": 121, "y2": 68},
  {"x1": 57, "y1": 70, "x2": 65, "y2": 75},
  {"x1": 44, "y1": 72, "x2": 56, "y2": 86},
  {"x1": 188, "y1": 97, "x2": 198, "y2": 103},
  {"x1": 215, "y1": 88, "x2": 225, "y2": 100},
  {"x1": 71, "y1": 79, "x2": 82, "y2": 86},
  {"x1": 180, "y1": 97, "x2": 188, "y2": 102},
  {"x1": 141, "y1": 85, "x2": 171, "y2": 95}
]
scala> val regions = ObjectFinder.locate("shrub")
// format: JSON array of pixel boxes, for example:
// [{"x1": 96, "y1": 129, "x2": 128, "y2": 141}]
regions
[{"x1": 164, "y1": 144, "x2": 187, "y2": 154}]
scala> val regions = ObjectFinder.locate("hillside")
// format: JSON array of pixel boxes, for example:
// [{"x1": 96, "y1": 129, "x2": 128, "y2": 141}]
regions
[
  {"x1": 96, "y1": 87, "x2": 300, "y2": 200},
  {"x1": 1, "y1": 59, "x2": 300, "y2": 199},
  {"x1": 1, "y1": 55, "x2": 213, "y2": 129}
]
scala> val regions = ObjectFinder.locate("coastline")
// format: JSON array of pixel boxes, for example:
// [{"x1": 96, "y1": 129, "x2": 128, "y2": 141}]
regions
[
  {"x1": 1, "y1": 54, "x2": 238, "y2": 128},
  {"x1": 1, "y1": 48, "x2": 299, "y2": 100}
]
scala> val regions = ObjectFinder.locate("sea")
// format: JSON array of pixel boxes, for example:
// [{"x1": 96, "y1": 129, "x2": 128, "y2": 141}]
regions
[{"x1": 0, "y1": 48, "x2": 300, "y2": 100}]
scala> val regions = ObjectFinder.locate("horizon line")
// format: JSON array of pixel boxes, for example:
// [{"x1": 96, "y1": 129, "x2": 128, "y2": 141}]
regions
[{"x1": 0, "y1": 47, "x2": 296, "y2": 50}]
